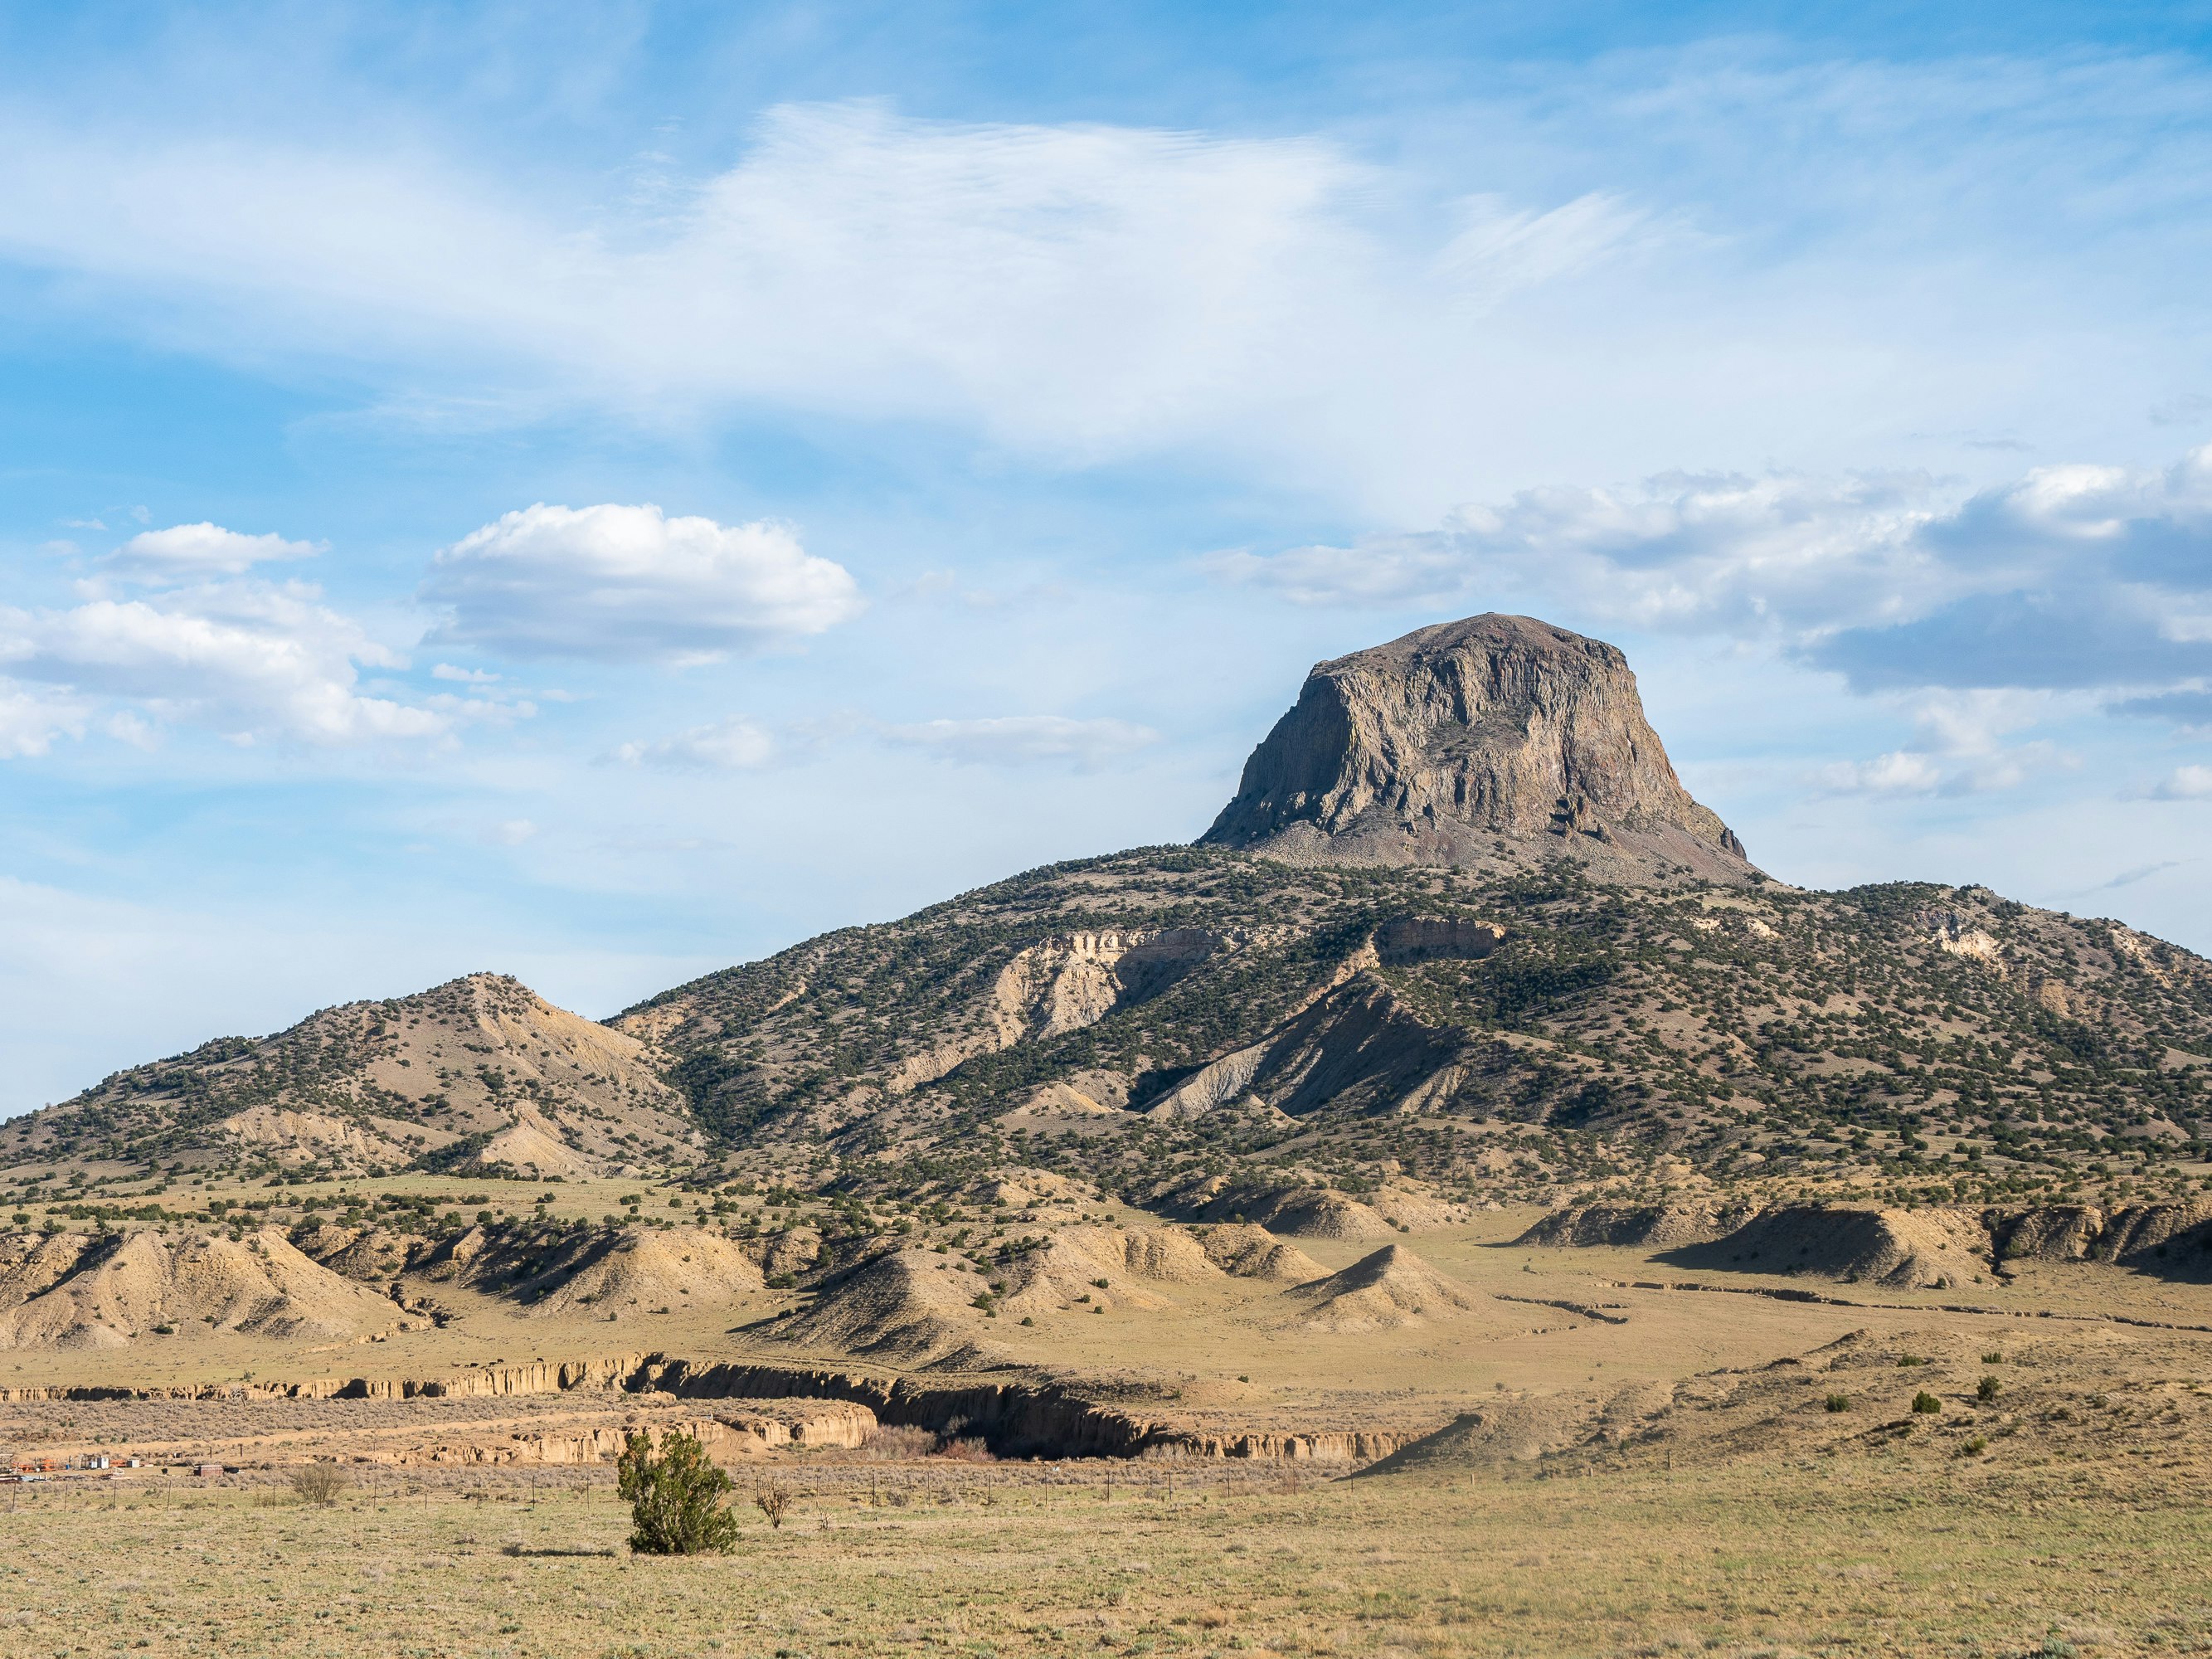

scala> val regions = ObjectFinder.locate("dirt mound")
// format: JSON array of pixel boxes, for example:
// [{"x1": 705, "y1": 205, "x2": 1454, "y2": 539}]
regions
[
  {"x1": 2087, "y1": 1200, "x2": 2212, "y2": 1269},
  {"x1": 0, "y1": 1227, "x2": 397, "y2": 1349},
  {"x1": 293, "y1": 1223, "x2": 422, "y2": 1282},
  {"x1": 769, "y1": 1248, "x2": 990, "y2": 1361},
  {"x1": 1355, "y1": 1395, "x2": 1602, "y2": 1472},
  {"x1": 1988, "y1": 1205, "x2": 2105, "y2": 1262},
  {"x1": 1262, "y1": 1190, "x2": 1401, "y2": 1241},
  {"x1": 1664, "y1": 1205, "x2": 1991, "y2": 1289},
  {"x1": 1519, "y1": 1198, "x2": 1760, "y2": 1250},
  {"x1": 1368, "y1": 1189, "x2": 1471, "y2": 1231},
  {"x1": 502, "y1": 1226, "x2": 765, "y2": 1318},
  {"x1": 998, "y1": 1237, "x2": 1166, "y2": 1316},
  {"x1": 745, "y1": 1227, "x2": 820, "y2": 1278},
  {"x1": 0, "y1": 1231, "x2": 103, "y2": 1311},
  {"x1": 967, "y1": 1167, "x2": 1096, "y2": 1208},
  {"x1": 477, "y1": 1109, "x2": 597, "y2": 1180},
  {"x1": 1279, "y1": 1243, "x2": 1486, "y2": 1331},
  {"x1": 1159, "y1": 1174, "x2": 1401, "y2": 1241},
  {"x1": 1199, "y1": 1224, "x2": 1326, "y2": 1283},
  {"x1": 1529, "y1": 1199, "x2": 1999, "y2": 1289},
  {"x1": 1058, "y1": 1224, "x2": 1222, "y2": 1285}
]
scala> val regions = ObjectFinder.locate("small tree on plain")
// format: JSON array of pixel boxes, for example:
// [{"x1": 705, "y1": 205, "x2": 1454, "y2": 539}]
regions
[{"x1": 616, "y1": 1429, "x2": 741, "y2": 1555}]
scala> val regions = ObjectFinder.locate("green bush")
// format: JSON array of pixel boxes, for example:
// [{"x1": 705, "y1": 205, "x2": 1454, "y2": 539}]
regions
[
  {"x1": 1976, "y1": 1374, "x2": 2001, "y2": 1403},
  {"x1": 616, "y1": 1429, "x2": 741, "y2": 1555},
  {"x1": 1912, "y1": 1391, "x2": 1942, "y2": 1415},
  {"x1": 1823, "y1": 1394, "x2": 1850, "y2": 1413}
]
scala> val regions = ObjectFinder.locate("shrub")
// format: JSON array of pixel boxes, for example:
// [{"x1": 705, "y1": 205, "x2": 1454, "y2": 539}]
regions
[
  {"x1": 1912, "y1": 1392, "x2": 1942, "y2": 1414},
  {"x1": 1824, "y1": 1394, "x2": 1850, "y2": 1413},
  {"x1": 752, "y1": 1481, "x2": 793, "y2": 1530},
  {"x1": 616, "y1": 1430, "x2": 741, "y2": 1555},
  {"x1": 1956, "y1": 1435, "x2": 1988, "y2": 1457},
  {"x1": 290, "y1": 1462, "x2": 348, "y2": 1506},
  {"x1": 1976, "y1": 1374, "x2": 2001, "y2": 1404},
  {"x1": 859, "y1": 1424, "x2": 935, "y2": 1461},
  {"x1": 1981, "y1": 1351, "x2": 2004, "y2": 1365}
]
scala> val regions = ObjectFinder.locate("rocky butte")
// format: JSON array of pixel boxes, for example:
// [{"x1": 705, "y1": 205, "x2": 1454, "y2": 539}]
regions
[{"x1": 1200, "y1": 612, "x2": 1753, "y2": 883}]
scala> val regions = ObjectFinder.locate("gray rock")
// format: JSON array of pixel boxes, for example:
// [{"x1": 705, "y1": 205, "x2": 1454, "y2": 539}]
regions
[{"x1": 1198, "y1": 612, "x2": 1754, "y2": 883}]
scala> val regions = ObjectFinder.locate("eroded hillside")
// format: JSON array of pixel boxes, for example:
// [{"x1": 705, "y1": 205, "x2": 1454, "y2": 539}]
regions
[
  {"x1": 5, "y1": 973, "x2": 700, "y2": 1183},
  {"x1": 616, "y1": 849, "x2": 2212, "y2": 1212}
]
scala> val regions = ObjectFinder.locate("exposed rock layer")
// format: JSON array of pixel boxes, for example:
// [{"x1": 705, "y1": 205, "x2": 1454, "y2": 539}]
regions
[{"x1": 1200, "y1": 613, "x2": 1752, "y2": 882}]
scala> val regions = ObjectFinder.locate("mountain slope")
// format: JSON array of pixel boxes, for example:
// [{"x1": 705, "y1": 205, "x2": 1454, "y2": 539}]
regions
[
  {"x1": 620, "y1": 850, "x2": 2212, "y2": 1208},
  {"x1": 3, "y1": 973, "x2": 700, "y2": 1180}
]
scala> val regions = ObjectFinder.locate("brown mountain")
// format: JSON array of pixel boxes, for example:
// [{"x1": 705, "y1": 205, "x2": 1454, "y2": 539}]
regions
[
  {"x1": 1199, "y1": 613, "x2": 1753, "y2": 883},
  {"x1": 2, "y1": 973, "x2": 699, "y2": 1180}
]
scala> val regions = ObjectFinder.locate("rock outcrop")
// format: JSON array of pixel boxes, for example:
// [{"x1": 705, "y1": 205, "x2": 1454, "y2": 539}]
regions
[{"x1": 1199, "y1": 613, "x2": 1753, "y2": 882}]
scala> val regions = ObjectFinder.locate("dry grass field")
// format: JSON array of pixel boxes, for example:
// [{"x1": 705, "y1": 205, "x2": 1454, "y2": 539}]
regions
[
  {"x1": 7, "y1": 1198, "x2": 2212, "y2": 1657},
  {"x1": 10, "y1": 1442, "x2": 2211, "y2": 1659}
]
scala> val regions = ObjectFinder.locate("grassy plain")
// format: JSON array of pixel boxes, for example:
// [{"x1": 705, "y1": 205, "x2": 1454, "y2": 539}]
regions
[{"x1": 12, "y1": 1447, "x2": 2210, "y2": 1659}]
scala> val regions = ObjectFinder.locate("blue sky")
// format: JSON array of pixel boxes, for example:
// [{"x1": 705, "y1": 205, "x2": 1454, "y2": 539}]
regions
[{"x1": 5, "y1": 0, "x2": 2212, "y2": 1113}]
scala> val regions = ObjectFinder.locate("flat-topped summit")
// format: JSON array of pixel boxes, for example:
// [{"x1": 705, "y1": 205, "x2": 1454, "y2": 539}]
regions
[{"x1": 1199, "y1": 613, "x2": 1753, "y2": 882}]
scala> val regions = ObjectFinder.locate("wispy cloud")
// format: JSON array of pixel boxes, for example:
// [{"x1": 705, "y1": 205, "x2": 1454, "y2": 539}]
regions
[
  {"x1": 1218, "y1": 446, "x2": 2212, "y2": 711},
  {"x1": 879, "y1": 715, "x2": 1158, "y2": 769},
  {"x1": 610, "y1": 716, "x2": 778, "y2": 771}
]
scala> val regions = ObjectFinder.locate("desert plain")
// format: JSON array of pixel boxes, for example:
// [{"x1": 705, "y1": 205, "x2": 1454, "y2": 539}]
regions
[{"x1": 7, "y1": 1184, "x2": 2212, "y2": 1659}]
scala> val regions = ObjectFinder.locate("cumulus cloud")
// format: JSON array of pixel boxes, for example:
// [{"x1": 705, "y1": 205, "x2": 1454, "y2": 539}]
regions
[
  {"x1": 0, "y1": 686, "x2": 85, "y2": 757},
  {"x1": 880, "y1": 715, "x2": 1158, "y2": 769},
  {"x1": 610, "y1": 716, "x2": 778, "y2": 771},
  {"x1": 107, "y1": 523, "x2": 322, "y2": 578},
  {"x1": 421, "y1": 503, "x2": 861, "y2": 664},
  {"x1": 1815, "y1": 751, "x2": 1944, "y2": 795},
  {"x1": 2153, "y1": 764, "x2": 2212, "y2": 800},
  {"x1": 0, "y1": 580, "x2": 445, "y2": 746}
]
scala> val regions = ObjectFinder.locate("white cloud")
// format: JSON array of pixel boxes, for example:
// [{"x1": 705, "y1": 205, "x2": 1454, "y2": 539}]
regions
[
  {"x1": 0, "y1": 685, "x2": 85, "y2": 757},
  {"x1": 1816, "y1": 751, "x2": 1943, "y2": 795},
  {"x1": 430, "y1": 663, "x2": 498, "y2": 683},
  {"x1": 486, "y1": 819, "x2": 538, "y2": 846},
  {"x1": 2153, "y1": 764, "x2": 2212, "y2": 800},
  {"x1": 1218, "y1": 445, "x2": 2212, "y2": 703},
  {"x1": 880, "y1": 715, "x2": 1158, "y2": 769},
  {"x1": 0, "y1": 580, "x2": 445, "y2": 746},
  {"x1": 1208, "y1": 468, "x2": 1954, "y2": 632},
  {"x1": 421, "y1": 503, "x2": 861, "y2": 664},
  {"x1": 610, "y1": 716, "x2": 777, "y2": 771},
  {"x1": 108, "y1": 522, "x2": 322, "y2": 579}
]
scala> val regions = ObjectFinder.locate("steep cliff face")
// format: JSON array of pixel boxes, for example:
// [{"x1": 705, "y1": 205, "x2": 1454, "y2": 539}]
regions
[{"x1": 1199, "y1": 614, "x2": 1753, "y2": 882}]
